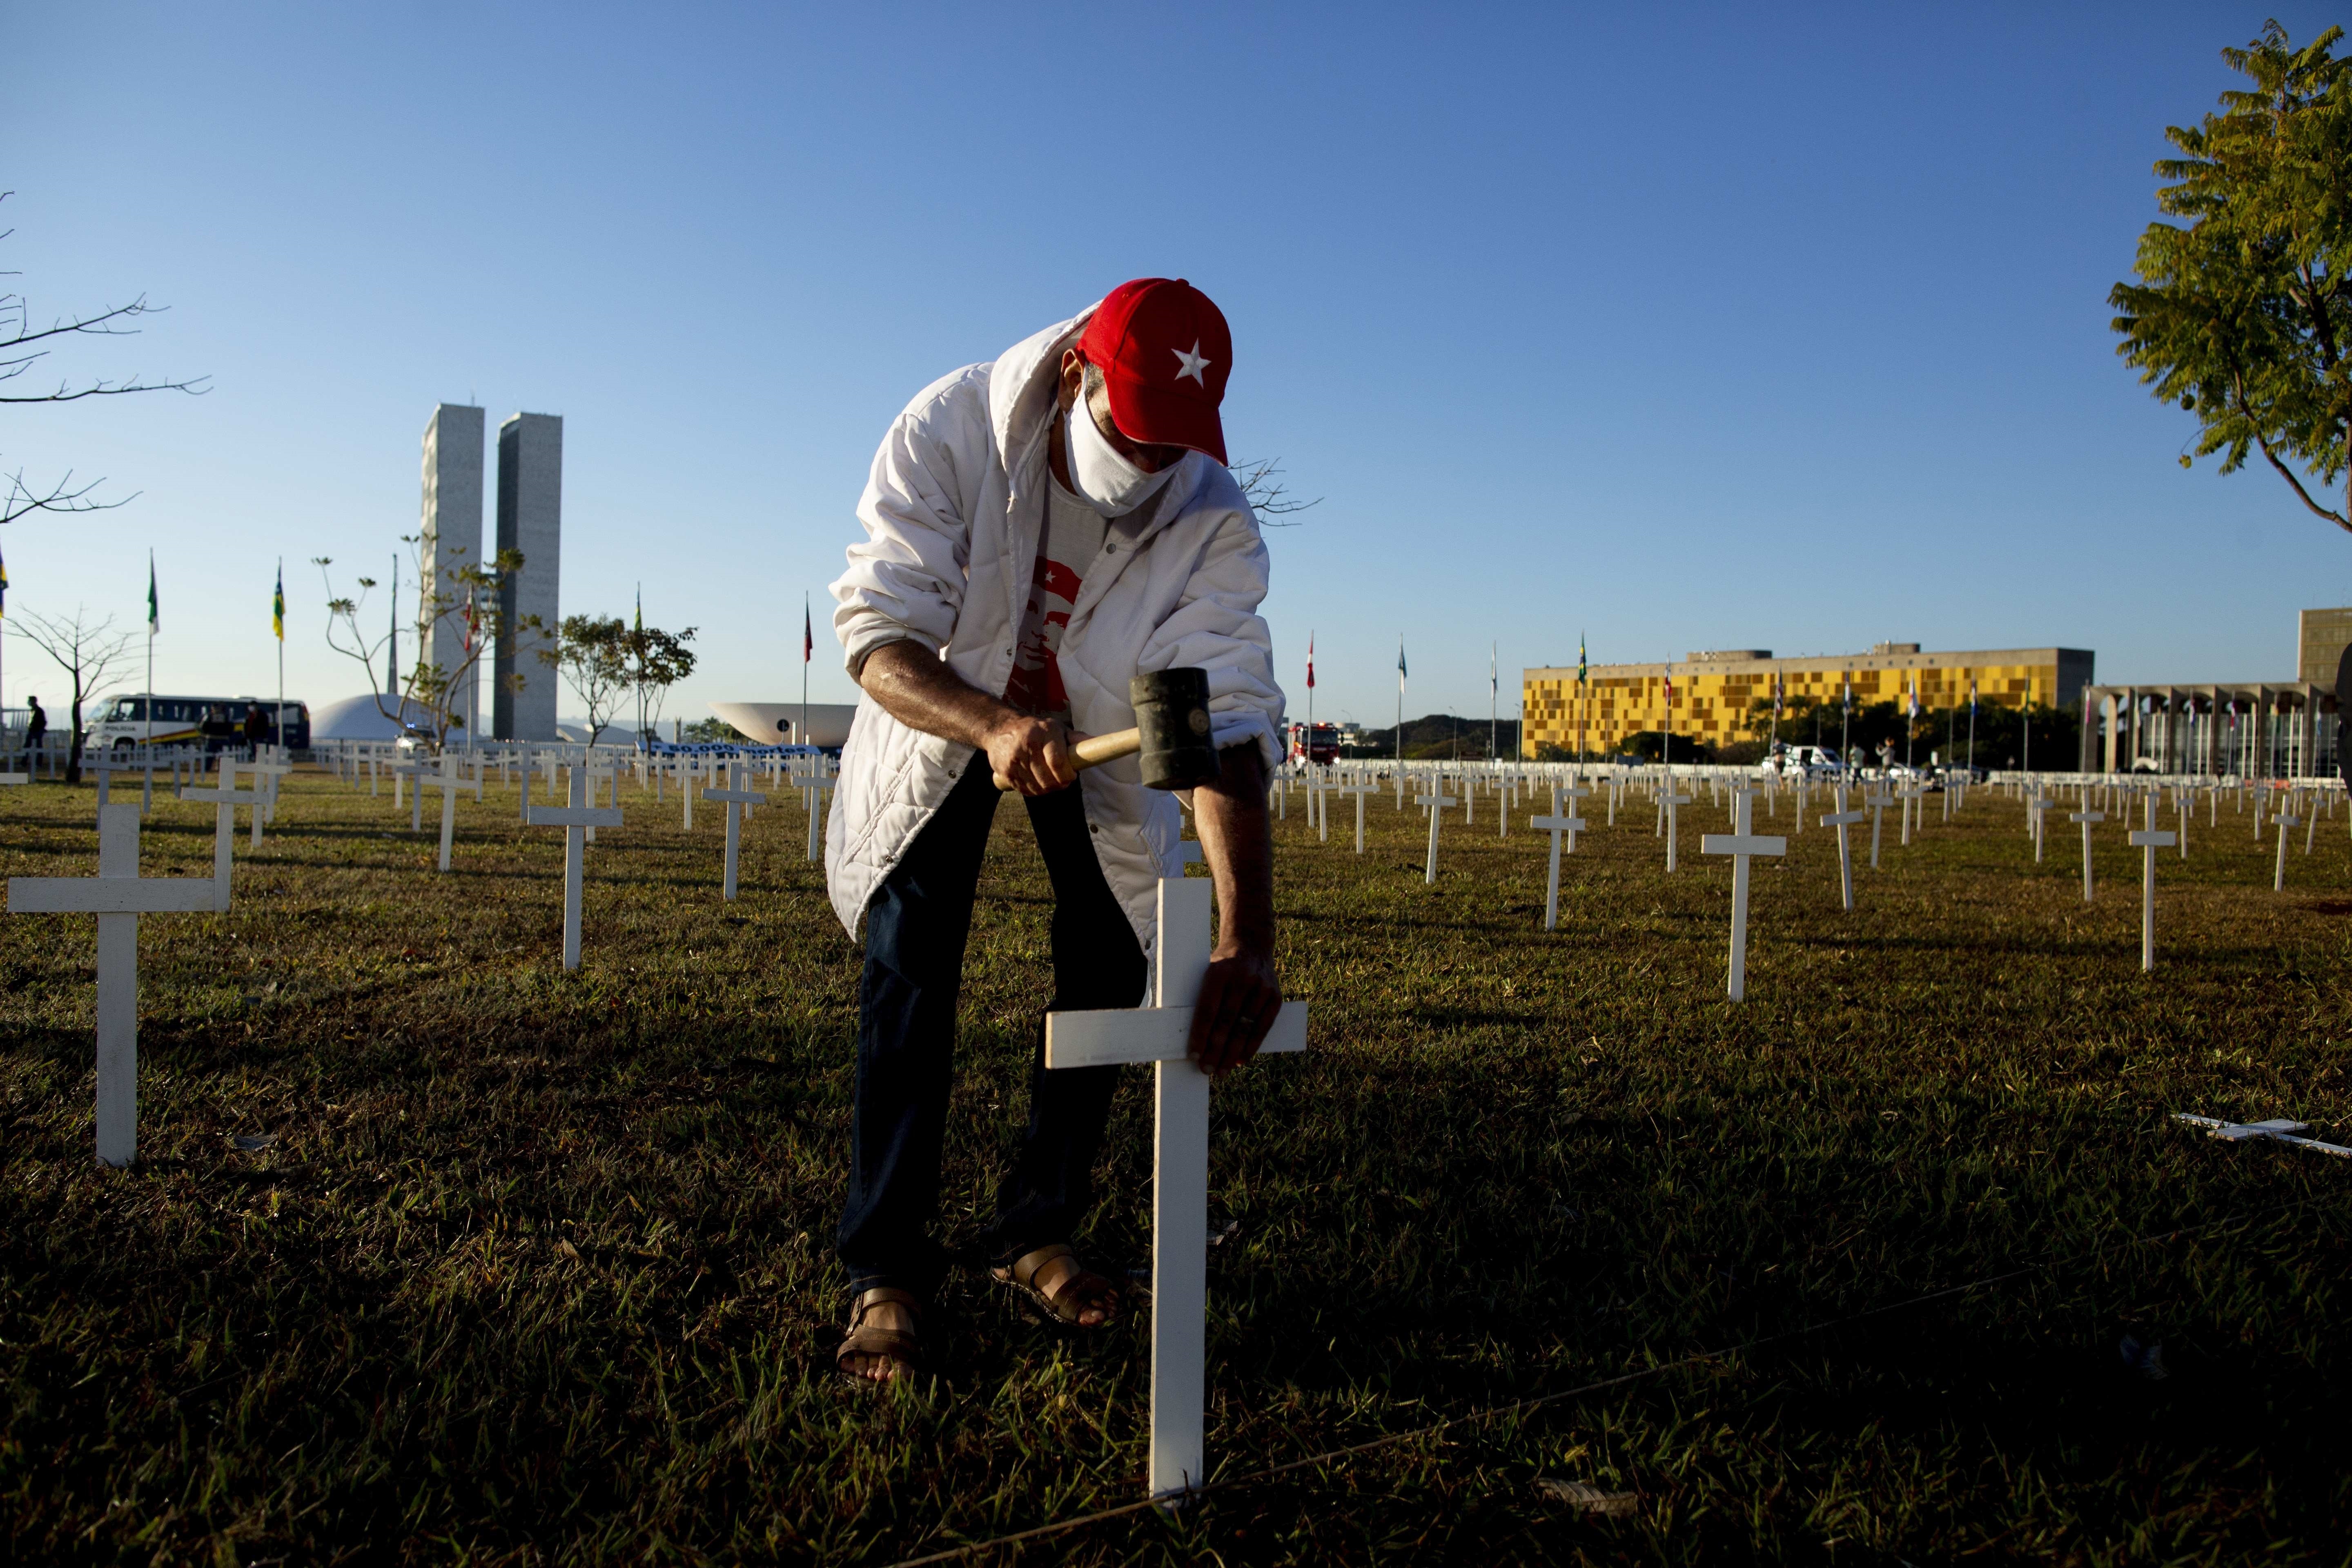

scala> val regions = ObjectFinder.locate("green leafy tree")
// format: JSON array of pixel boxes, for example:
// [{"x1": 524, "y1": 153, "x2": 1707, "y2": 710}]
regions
[
  {"x1": 2111, "y1": 23, "x2": 2352, "y2": 532},
  {"x1": 622, "y1": 622, "x2": 697, "y2": 741},
  {"x1": 541, "y1": 615, "x2": 632, "y2": 746},
  {"x1": 541, "y1": 615, "x2": 695, "y2": 746}
]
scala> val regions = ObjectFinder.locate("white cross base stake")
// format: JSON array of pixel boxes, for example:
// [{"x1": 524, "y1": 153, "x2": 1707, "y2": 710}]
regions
[
  {"x1": 2071, "y1": 810, "x2": 2105, "y2": 900},
  {"x1": 527, "y1": 767, "x2": 622, "y2": 970},
  {"x1": 1820, "y1": 786, "x2": 1864, "y2": 911},
  {"x1": 1043, "y1": 876, "x2": 1308, "y2": 1501},
  {"x1": 1700, "y1": 789, "x2": 1786, "y2": 1000},
  {"x1": 1658, "y1": 786, "x2": 1693, "y2": 872},
  {"x1": 7, "y1": 804, "x2": 218, "y2": 1165},
  {"x1": 2130, "y1": 826, "x2": 2176, "y2": 970},
  {"x1": 1415, "y1": 792, "x2": 1456, "y2": 883}
]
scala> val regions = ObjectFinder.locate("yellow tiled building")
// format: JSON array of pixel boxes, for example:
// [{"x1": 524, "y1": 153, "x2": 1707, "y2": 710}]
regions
[{"x1": 1521, "y1": 643, "x2": 2096, "y2": 758}]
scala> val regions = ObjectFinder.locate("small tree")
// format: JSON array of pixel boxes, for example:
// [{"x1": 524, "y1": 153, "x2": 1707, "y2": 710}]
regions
[
  {"x1": 408, "y1": 540, "x2": 528, "y2": 746},
  {"x1": 541, "y1": 615, "x2": 632, "y2": 745},
  {"x1": 7, "y1": 606, "x2": 136, "y2": 782},
  {"x1": 2111, "y1": 23, "x2": 2352, "y2": 533},
  {"x1": 624, "y1": 622, "x2": 697, "y2": 742},
  {"x1": 317, "y1": 541, "x2": 530, "y2": 746}
]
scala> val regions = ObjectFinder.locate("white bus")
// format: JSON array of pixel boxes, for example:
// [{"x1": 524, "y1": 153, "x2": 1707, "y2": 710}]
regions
[{"x1": 87, "y1": 694, "x2": 312, "y2": 753}]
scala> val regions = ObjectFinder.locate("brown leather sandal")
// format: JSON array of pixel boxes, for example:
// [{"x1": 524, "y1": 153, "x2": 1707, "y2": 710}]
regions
[
  {"x1": 991, "y1": 1243, "x2": 1123, "y2": 1329},
  {"x1": 835, "y1": 1286, "x2": 924, "y2": 1385}
]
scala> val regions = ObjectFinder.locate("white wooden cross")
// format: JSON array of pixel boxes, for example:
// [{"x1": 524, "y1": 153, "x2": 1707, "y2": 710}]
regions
[
  {"x1": 2130, "y1": 822, "x2": 2176, "y2": 970},
  {"x1": 7, "y1": 804, "x2": 219, "y2": 1165},
  {"x1": 704, "y1": 761, "x2": 768, "y2": 900},
  {"x1": 527, "y1": 766, "x2": 623, "y2": 971},
  {"x1": 2070, "y1": 808, "x2": 2104, "y2": 900},
  {"x1": 177, "y1": 768, "x2": 258, "y2": 912},
  {"x1": 248, "y1": 755, "x2": 294, "y2": 822},
  {"x1": 2029, "y1": 793, "x2": 2057, "y2": 862},
  {"x1": 1337, "y1": 784, "x2": 1376, "y2": 854},
  {"x1": 2175, "y1": 1112, "x2": 2352, "y2": 1159},
  {"x1": 392, "y1": 759, "x2": 432, "y2": 832},
  {"x1": 1414, "y1": 788, "x2": 1455, "y2": 883},
  {"x1": 581, "y1": 757, "x2": 616, "y2": 844},
  {"x1": 420, "y1": 753, "x2": 472, "y2": 873},
  {"x1": 1896, "y1": 784, "x2": 1926, "y2": 846},
  {"x1": 1863, "y1": 789, "x2": 1893, "y2": 869},
  {"x1": 1530, "y1": 784, "x2": 1586, "y2": 932},
  {"x1": 1659, "y1": 782, "x2": 1692, "y2": 873},
  {"x1": 1701, "y1": 788, "x2": 1786, "y2": 1000},
  {"x1": 1042, "y1": 874, "x2": 1308, "y2": 1500},
  {"x1": 2273, "y1": 808, "x2": 2298, "y2": 891},
  {"x1": 1820, "y1": 785, "x2": 1864, "y2": 911},
  {"x1": 800, "y1": 772, "x2": 836, "y2": 861}
]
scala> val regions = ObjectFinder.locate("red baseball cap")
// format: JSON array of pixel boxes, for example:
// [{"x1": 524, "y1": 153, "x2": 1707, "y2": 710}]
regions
[{"x1": 1078, "y1": 278, "x2": 1232, "y2": 465}]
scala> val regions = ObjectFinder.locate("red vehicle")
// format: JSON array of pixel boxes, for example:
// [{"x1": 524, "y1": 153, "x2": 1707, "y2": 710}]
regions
[{"x1": 1288, "y1": 721, "x2": 1340, "y2": 766}]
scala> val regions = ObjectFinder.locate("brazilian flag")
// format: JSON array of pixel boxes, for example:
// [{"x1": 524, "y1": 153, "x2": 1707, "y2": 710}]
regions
[{"x1": 272, "y1": 561, "x2": 285, "y2": 641}]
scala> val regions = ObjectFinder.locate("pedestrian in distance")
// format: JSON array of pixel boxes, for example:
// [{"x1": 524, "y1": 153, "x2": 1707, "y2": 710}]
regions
[
  {"x1": 243, "y1": 702, "x2": 268, "y2": 759},
  {"x1": 825, "y1": 278, "x2": 1286, "y2": 1385},
  {"x1": 22, "y1": 695, "x2": 46, "y2": 763}
]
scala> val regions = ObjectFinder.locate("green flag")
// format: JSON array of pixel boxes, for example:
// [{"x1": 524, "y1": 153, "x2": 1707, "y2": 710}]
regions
[{"x1": 147, "y1": 552, "x2": 158, "y2": 635}]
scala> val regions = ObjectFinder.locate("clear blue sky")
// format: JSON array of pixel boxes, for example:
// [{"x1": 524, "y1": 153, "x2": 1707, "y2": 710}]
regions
[{"x1": 5, "y1": 2, "x2": 2343, "y2": 732}]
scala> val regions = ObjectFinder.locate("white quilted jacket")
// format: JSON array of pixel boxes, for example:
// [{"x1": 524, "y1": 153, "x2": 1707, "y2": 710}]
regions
[{"x1": 824, "y1": 307, "x2": 1286, "y2": 971}]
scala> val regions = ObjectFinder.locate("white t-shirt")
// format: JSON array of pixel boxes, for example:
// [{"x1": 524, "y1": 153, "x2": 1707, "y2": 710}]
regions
[{"x1": 1004, "y1": 474, "x2": 1111, "y2": 718}]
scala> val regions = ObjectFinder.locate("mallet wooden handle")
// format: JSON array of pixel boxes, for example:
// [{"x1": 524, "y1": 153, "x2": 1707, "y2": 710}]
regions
[{"x1": 993, "y1": 727, "x2": 1138, "y2": 791}]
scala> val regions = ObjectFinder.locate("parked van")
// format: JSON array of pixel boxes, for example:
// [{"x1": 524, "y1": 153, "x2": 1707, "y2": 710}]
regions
[
  {"x1": 89, "y1": 695, "x2": 310, "y2": 752},
  {"x1": 1760, "y1": 743, "x2": 1843, "y2": 780}
]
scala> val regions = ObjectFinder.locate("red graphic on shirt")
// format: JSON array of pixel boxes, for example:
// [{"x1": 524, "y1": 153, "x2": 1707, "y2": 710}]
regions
[{"x1": 1005, "y1": 552, "x2": 1085, "y2": 715}]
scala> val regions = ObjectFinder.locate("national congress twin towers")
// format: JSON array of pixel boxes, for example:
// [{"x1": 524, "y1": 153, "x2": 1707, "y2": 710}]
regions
[{"x1": 420, "y1": 403, "x2": 562, "y2": 741}]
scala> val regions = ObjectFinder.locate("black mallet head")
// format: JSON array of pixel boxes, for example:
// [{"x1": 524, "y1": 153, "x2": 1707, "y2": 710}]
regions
[{"x1": 1131, "y1": 667, "x2": 1218, "y2": 790}]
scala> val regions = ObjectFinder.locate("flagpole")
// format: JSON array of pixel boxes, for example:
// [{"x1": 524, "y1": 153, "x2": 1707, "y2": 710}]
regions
[
  {"x1": 801, "y1": 591, "x2": 811, "y2": 756},
  {"x1": 275, "y1": 557, "x2": 284, "y2": 753},
  {"x1": 1395, "y1": 636, "x2": 1404, "y2": 767},
  {"x1": 1488, "y1": 641, "x2": 1496, "y2": 764},
  {"x1": 1306, "y1": 630, "x2": 1314, "y2": 766},
  {"x1": 145, "y1": 549, "x2": 156, "y2": 752}
]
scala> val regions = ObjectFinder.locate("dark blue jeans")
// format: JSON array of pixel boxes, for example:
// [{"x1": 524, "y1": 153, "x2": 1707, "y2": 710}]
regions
[{"x1": 837, "y1": 753, "x2": 1146, "y2": 1297}]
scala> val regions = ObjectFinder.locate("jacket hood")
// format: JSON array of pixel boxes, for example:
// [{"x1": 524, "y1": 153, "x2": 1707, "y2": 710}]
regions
[{"x1": 987, "y1": 307, "x2": 1093, "y2": 477}]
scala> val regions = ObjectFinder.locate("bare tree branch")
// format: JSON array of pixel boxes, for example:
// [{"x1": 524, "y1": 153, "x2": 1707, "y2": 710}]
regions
[
  {"x1": 0, "y1": 468, "x2": 137, "y2": 526},
  {"x1": 1226, "y1": 457, "x2": 1322, "y2": 527},
  {"x1": 0, "y1": 190, "x2": 207, "y2": 521}
]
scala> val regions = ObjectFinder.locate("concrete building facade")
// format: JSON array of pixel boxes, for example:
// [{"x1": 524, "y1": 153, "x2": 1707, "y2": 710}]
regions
[
  {"x1": 419, "y1": 403, "x2": 485, "y2": 735},
  {"x1": 2297, "y1": 606, "x2": 2352, "y2": 685},
  {"x1": 2079, "y1": 605, "x2": 2352, "y2": 778},
  {"x1": 493, "y1": 412, "x2": 563, "y2": 742},
  {"x1": 1523, "y1": 642, "x2": 2095, "y2": 759}
]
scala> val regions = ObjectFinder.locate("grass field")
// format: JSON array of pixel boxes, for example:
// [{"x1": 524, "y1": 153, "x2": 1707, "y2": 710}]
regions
[{"x1": 2, "y1": 763, "x2": 2349, "y2": 1565}]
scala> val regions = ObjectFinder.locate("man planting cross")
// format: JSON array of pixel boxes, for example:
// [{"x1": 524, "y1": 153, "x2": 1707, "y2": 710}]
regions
[{"x1": 824, "y1": 279, "x2": 1286, "y2": 1383}]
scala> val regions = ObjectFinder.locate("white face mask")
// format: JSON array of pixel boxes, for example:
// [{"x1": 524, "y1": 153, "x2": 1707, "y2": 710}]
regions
[{"x1": 1063, "y1": 385, "x2": 1183, "y2": 518}]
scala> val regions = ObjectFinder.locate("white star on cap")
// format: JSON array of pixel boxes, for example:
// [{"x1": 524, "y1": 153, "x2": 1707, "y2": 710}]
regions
[{"x1": 1172, "y1": 340, "x2": 1211, "y2": 385}]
